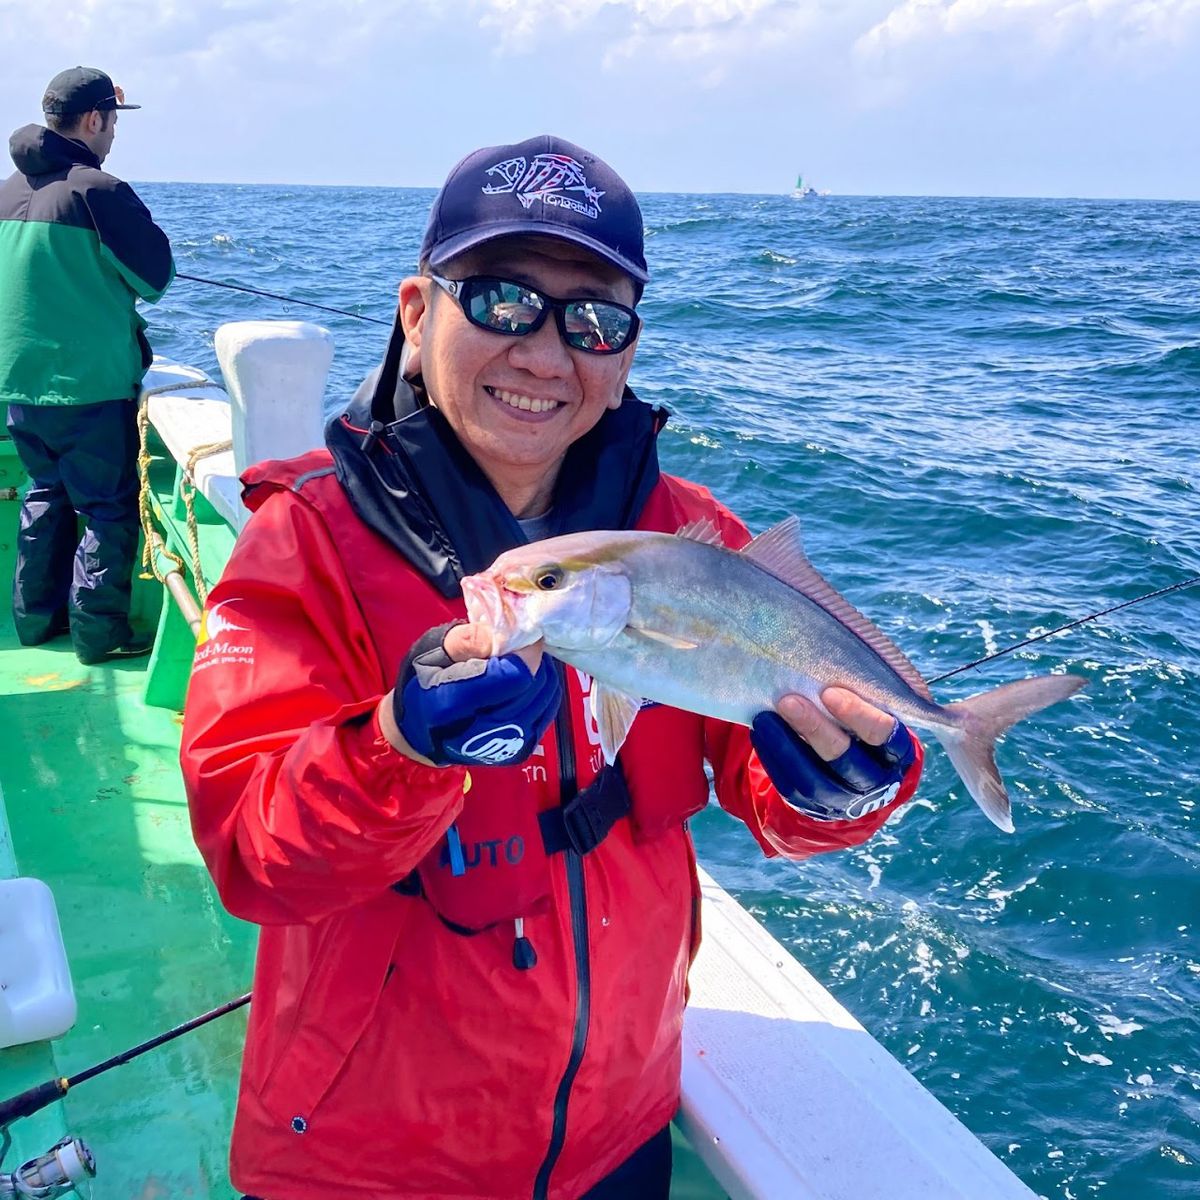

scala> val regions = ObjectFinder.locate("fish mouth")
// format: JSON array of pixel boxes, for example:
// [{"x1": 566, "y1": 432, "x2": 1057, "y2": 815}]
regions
[{"x1": 461, "y1": 573, "x2": 538, "y2": 656}]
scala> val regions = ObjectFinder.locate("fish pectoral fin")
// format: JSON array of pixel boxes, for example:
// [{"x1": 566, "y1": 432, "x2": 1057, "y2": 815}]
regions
[
  {"x1": 629, "y1": 625, "x2": 700, "y2": 651},
  {"x1": 591, "y1": 683, "x2": 643, "y2": 764}
]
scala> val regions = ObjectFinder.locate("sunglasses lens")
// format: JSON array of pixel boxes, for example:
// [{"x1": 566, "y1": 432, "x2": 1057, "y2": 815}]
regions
[
  {"x1": 466, "y1": 280, "x2": 544, "y2": 335},
  {"x1": 457, "y1": 278, "x2": 636, "y2": 355},
  {"x1": 562, "y1": 301, "x2": 635, "y2": 353}
]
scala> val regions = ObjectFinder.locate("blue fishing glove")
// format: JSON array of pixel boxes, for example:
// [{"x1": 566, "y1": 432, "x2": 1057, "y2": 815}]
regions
[
  {"x1": 750, "y1": 710, "x2": 916, "y2": 821},
  {"x1": 393, "y1": 622, "x2": 561, "y2": 767}
]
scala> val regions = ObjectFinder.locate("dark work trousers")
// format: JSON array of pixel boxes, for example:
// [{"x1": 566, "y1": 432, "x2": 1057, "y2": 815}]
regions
[
  {"x1": 239, "y1": 1122, "x2": 672, "y2": 1200},
  {"x1": 7, "y1": 399, "x2": 140, "y2": 660}
]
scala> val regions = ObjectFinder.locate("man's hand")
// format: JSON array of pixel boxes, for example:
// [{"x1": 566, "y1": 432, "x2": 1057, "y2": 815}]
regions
[
  {"x1": 379, "y1": 622, "x2": 560, "y2": 768},
  {"x1": 750, "y1": 686, "x2": 916, "y2": 821}
]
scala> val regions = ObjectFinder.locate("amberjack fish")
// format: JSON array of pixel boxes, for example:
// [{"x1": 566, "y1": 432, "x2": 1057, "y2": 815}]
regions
[{"x1": 461, "y1": 517, "x2": 1087, "y2": 832}]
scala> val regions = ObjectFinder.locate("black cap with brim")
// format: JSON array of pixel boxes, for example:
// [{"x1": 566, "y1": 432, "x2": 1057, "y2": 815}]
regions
[
  {"x1": 419, "y1": 135, "x2": 649, "y2": 285},
  {"x1": 42, "y1": 67, "x2": 141, "y2": 116}
]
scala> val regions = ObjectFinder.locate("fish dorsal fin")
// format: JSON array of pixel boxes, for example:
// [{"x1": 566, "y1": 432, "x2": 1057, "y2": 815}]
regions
[
  {"x1": 591, "y1": 682, "x2": 643, "y2": 764},
  {"x1": 675, "y1": 517, "x2": 725, "y2": 547},
  {"x1": 742, "y1": 517, "x2": 933, "y2": 702}
]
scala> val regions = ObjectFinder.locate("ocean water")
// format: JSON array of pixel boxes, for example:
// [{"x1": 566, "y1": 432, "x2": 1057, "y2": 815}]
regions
[{"x1": 139, "y1": 183, "x2": 1200, "y2": 1199}]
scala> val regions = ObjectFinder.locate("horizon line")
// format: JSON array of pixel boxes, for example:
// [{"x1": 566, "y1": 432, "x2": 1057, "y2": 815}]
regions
[{"x1": 130, "y1": 178, "x2": 1200, "y2": 204}]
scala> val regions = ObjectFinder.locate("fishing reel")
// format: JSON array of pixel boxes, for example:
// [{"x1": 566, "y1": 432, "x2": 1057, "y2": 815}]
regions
[{"x1": 0, "y1": 1130, "x2": 95, "y2": 1198}]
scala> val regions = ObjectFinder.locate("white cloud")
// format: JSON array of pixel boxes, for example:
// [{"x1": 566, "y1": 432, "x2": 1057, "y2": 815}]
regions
[
  {"x1": 6, "y1": 0, "x2": 1197, "y2": 68},
  {"x1": 842, "y1": 0, "x2": 1200, "y2": 115},
  {"x1": 1, "y1": 0, "x2": 1195, "y2": 194},
  {"x1": 472, "y1": 0, "x2": 1200, "y2": 67},
  {"x1": 856, "y1": 0, "x2": 1200, "y2": 66},
  {"x1": 475, "y1": 0, "x2": 855, "y2": 60},
  {"x1": 8, "y1": 0, "x2": 1193, "y2": 93}
]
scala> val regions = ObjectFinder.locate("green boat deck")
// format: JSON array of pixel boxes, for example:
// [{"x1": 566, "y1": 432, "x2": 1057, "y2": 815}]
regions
[{"x1": 0, "y1": 418, "x2": 724, "y2": 1198}]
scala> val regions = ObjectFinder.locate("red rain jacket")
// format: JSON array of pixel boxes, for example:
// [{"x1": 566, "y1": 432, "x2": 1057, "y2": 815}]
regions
[{"x1": 181, "y1": 453, "x2": 922, "y2": 1200}]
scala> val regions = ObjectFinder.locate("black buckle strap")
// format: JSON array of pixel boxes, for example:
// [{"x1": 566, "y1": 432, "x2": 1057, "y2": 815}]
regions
[{"x1": 539, "y1": 764, "x2": 631, "y2": 856}]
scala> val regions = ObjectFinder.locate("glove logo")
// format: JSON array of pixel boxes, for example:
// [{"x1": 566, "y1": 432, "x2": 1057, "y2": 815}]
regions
[
  {"x1": 845, "y1": 781, "x2": 901, "y2": 819},
  {"x1": 460, "y1": 724, "x2": 527, "y2": 765}
]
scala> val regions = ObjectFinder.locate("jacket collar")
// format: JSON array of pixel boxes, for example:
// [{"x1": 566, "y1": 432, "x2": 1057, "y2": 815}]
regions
[{"x1": 8, "y1": 124, "x2": 100, "y2": 176}]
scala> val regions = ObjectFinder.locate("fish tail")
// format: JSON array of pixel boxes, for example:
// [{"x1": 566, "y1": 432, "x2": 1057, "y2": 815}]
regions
[{"x1": 935, "y1": 674, "x2": 1087, "y2": 833}]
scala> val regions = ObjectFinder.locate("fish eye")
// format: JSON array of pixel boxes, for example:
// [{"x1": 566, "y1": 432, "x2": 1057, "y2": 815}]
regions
[{"x1": 534, "y1": 567, "x2": 564, "y2": 591}]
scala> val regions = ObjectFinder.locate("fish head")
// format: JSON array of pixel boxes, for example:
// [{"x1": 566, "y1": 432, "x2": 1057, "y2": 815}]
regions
[{"x1": 461, "y1": 534, "x2": 634, "y2": 656}]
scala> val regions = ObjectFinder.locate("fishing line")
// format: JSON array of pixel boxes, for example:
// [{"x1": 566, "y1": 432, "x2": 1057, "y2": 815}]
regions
[
  {"x1": 929, "y1": 574, "x2": 1200, "y2": 684},
  {"x1": 176, "y1": 272, "x2": 392, "y2": 326},
  {"x1": 2, "y1": 575, "x2": 1195, "y2": 1126},
  {"x1": 6, "y1": 271, "x2": 1194, "y2": 1129}
]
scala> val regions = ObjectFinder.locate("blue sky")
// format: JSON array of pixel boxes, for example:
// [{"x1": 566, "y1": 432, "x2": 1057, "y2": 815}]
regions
[{"x1": 2, "y1": 0, "x2": 1197, "y2": 199}]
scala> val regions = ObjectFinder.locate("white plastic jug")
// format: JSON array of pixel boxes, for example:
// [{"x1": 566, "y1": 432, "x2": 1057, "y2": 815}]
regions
[{"x1": 0, "y1": 877, "x2": 77, "y2": 1048}]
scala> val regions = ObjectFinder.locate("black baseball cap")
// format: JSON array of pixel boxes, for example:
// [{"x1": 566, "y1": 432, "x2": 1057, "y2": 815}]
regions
[
  {"x1": 42, "y1": 67, "x2": 141, "y2": 116},
  {"x1": 419, "y1": 134, "x2": 648, "y2": 284}
]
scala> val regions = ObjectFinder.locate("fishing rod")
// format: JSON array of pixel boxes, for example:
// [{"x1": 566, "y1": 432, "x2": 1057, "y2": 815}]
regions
[
  {"x1": 3, "y1": 575, "x2": 1194, "y2": 1127},
  {"x1": 0, "y1": 992, "x2": 250, "y2": 1129},
  {"x1": 175, "y1": 272, "x2": 392, "y2": 326},
  {"x1": 8, "y1": 262, "x2": 1200, "y2": 1129},
  {"x1": 1, "y1": 576, "x2": 1195, "y2": 1100},
  {"x1": 928, "y1": 573, "x2": 1200, "y2": 684}
]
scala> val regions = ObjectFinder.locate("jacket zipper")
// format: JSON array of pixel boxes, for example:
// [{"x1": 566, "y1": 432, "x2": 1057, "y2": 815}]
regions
[{"x1": 532, "y1": 664, "x2": 589, "y2": 1200}]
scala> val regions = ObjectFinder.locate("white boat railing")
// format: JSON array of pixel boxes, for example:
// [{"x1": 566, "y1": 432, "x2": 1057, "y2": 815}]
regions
[{"x1": 682, "y1": 867, "x2": 1035, "y2": 1199}]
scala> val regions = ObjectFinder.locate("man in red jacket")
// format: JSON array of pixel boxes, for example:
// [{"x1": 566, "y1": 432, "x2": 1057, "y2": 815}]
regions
[{"x1": 181, "y1": 135, "x2": 923, "y2": 1200}]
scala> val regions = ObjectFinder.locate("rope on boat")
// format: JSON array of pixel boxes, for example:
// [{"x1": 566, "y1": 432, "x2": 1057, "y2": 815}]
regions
[
  {"x1": 140, "y1": 378, "x2": 214, "y2": 396},
  {"x1": 135, "y1": 400, "x2": 186, "y2": 589},
  {"x1": 136, "y1": 379, "x2": 234, "y2": 612},
  {"x1": 179, "y1": 439, "x2": 234, "y2": 608}
]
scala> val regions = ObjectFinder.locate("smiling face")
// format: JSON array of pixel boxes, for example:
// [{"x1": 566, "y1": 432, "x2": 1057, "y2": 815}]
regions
[{"x1": 399, "y1": 235, "x2": 640, "y2": 516}]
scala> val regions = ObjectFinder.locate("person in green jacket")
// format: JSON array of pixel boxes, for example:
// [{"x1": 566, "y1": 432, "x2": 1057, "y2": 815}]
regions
[{"x1": 0, "y1": 67, "x2": 175, "y2": 663}]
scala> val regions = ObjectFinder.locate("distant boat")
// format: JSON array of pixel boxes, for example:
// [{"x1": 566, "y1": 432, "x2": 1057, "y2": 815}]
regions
[{"x1": 792, "y1": 173, "x2": 829, "y2": 198}]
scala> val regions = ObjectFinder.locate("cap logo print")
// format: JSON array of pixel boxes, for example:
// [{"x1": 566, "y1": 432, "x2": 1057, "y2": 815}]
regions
[{"x1": 482, "y1": 154, "x2": 605, "y2": 219}]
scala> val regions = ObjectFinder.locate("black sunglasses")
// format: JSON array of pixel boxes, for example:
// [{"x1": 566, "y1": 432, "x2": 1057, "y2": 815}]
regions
[{"x1": 430, "y1": 274, "x2": 640, "y2": 356}]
